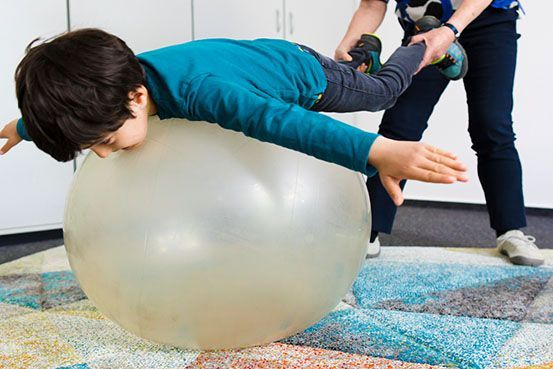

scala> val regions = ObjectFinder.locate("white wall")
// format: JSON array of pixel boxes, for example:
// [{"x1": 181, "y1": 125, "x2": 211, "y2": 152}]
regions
[
  {"x1": 69, "y1": 0, "x2": 192, "y2": 54},
  {"x1": 0, "y1": 1, "x2": 74, "y2": 235},
  {"x1": 513, "y1": 7, "x2": 553, "y2": 209},
  {"x1": 355, "y1": 2, "x2": 553, "y2": 208}
]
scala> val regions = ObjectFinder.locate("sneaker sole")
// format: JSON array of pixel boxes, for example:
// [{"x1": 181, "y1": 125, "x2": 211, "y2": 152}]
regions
[
  {"x1": 500, "y1": 249, "x2": 544, "y2": 267},
  {"x1": 365, "y1": 248, "x2": 381, "y2": 259},
  {"x1": 509, "y1": 255, "x2": 545, "y2": 267}
]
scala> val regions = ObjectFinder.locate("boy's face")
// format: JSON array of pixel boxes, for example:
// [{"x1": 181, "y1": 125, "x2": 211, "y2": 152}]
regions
[{"x1": 89, "y1": 87, "x2": 151, "y2": 158}]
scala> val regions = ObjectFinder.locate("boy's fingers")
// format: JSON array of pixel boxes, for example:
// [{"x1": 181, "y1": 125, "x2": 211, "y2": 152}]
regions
[
  {"x1": 420, "y1": 161, "x2": 469, "y2": 182},
  {"x1": 0, "y1": 141, "x2": 13, "y2": 155},
  {"x1": 424, "y1": 145, "x2": 468, "y2": 173},
  {"x1": 410, "y1": 167, "x2": 458, "y2": 184},
  {"x1": 380, "y1": 175, "x2": 404, "y2": 206},
  {"x1": 425, "y1": 144, "x2": 458, "y2": 160},
  {"x1": 397, "y1": 165, "x2": 456, "y2": 184},
  {"x1": 425, "y1": 153, "x2": 468, "y2": 173}
]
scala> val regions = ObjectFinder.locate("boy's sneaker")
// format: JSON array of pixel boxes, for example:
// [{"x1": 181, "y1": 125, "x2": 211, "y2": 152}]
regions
[
  {"x1": 346, "y1": 34, "x2": 383, "y2": 74},
  {"x1": 497, "y1": 230, "x2": 545, "y2": 266},
  {"x1": 413, "y1": 16, "x2": 468, "y2": 80},
  {"x1": 366, "y1": 236, "x2": 381, "y2": 258}
]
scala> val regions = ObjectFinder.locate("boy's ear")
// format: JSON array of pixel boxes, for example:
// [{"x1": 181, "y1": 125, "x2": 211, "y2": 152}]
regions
[{"x1": 129, "y1": 85, "x2": 148, "y2": 110}]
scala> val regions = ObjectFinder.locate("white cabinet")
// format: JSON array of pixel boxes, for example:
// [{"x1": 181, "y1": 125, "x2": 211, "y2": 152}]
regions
[
  {"x1": 284, "y1": 0, "x2": 358, "y2": 125},
  {"x1": 1, "y1": 1, "x2": 196, "y2": 236},
  {"x1": 194, "y1": 0, "x2": 284, "y2": 40},
  {"x1": 284, "y1": 0, "x2": 355, "y2": 58},
  {"x1": 70, "y1": 0, "x2": 194, "y2": 168},
  {"x1": 194, "y1": 0, "x2": 355, "y2": 54},
  {"x1": 193, "y1": 0, "x2": 357, "y2": 126},
  {"x1": 0, "y1": 1, "x2": 74, "y2": 235},
  {"x1": 69, "y1": 0, "x2": 193, "y2": 54}
]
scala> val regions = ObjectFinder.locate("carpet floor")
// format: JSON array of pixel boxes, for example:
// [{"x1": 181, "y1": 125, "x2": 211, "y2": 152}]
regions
[{"x1": 1, "y1": 246, "x2": 552, "y2": 369}]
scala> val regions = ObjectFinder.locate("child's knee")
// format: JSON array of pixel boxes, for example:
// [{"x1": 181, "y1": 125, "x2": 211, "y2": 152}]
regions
[
  {"x1": 382, "y1": 96, "x2": 399, "y2": 110},
  {"x1": 367, "y1": 95, "x2": 398, "y2": 112}
]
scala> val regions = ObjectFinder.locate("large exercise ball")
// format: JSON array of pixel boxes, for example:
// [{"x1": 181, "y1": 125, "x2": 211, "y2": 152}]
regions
[{"x1": 64, "y1": 117, "x2": 370, "y2": 350}]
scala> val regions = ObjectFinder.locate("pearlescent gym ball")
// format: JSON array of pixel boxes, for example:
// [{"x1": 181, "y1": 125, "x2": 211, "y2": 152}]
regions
[{"x1": 64, "y1": 117, "x2": 370, "y2": 350}]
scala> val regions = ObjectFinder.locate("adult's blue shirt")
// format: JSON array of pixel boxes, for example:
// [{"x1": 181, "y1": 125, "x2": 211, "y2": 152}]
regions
[{"x1": 380, "y1": 0, "x2": 522, "y2": 24}]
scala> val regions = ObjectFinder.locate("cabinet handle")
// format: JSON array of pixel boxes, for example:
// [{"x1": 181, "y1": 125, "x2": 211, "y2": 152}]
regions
[
  {"x1": 276, "y1": 9, "x2": 281, "y2": 33},
  {"x1": 289, "y1": 12, "x2": 294, "y2": 35}
]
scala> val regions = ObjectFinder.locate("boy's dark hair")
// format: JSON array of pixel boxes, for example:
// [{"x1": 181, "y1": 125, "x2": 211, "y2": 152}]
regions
[{"x1": 15, "y1": 28, "x2": 146, "y2": 161}]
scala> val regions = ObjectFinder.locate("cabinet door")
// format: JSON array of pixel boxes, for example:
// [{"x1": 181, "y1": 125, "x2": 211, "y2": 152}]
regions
[
  {"x1": 0, "y1": 1, "x2": 74, "y2": 235},
  {"x1": 285, "y1": 0, "x2": 357, "y2": 126},
  {"x1": 70, "y1": 0, "x2": 194, "y2": 168},
  {"x1": 513, "y1": 3, "x2": 553, "y2": 208},
  {"x1": 194, "y1": 0, "x2": 284, "y2": 40},
  {"x1": 69, "y1": 0, "x2": 193, "y2": 54},
  {"x1": 285, "y1": 0, "x2": 355, "y2": 57}
]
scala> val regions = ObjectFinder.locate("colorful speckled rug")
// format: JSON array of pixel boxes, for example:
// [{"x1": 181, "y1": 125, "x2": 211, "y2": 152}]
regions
[{"x1": 1, "y1": 246, "x2": 552, "y2": 369}]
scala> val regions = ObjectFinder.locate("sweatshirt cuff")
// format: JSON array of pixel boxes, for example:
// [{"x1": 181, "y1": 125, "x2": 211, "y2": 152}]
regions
[
  {"x1": 365, "y1": 163, "x2": 378, "y2": 178},
  {"x1": 16, "y1": 118, "x2": 32, "y2": 141},
  {"x1": 360, "y1": 133, "x2": 379, "y2": 177}
]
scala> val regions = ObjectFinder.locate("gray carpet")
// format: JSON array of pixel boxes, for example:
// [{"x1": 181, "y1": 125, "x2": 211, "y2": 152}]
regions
[
  {"x1": 380, "y1": 201, "x2": 553, "y2": 249},
  {"x1": 1, "y1": 201, "x2": 551, "y2": 264},
  {"x1": 0, "y1": 230, "x2": 63, "y2": 265}
]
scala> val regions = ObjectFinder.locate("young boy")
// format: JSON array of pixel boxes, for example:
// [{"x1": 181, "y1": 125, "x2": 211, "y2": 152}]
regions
[{"x1": 0, "y1": 29, "x2": 467, "y2": 206}]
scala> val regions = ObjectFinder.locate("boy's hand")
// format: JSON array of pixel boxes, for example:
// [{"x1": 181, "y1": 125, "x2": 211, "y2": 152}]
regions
[
  {"x1": 368, "y1": 136, "x2": 468, "y2": 206},
  {"x1": 0, "y1": 119, "x2": 23, "y2": 155}
]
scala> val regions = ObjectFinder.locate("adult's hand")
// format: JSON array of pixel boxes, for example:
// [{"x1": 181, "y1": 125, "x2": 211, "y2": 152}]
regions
[
  {"x1": 334, "y1": 0, "x2": 387, "y2": 72},
  {"x1": 335, "y1": 48, "x2": 369, "y2": 73},
  {"x1": 409, "y1": 26, "x2": 456, "y2": 72}
]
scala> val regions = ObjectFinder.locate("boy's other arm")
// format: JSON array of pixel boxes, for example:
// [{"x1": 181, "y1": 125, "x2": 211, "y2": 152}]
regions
[
  {"x1": 188, "y1": 76, "x2": 379, "y2": 176},
  {"x1": 0, "y1": 119, "x2": 24, "y2": 155},
  {"x1": 188, "y1": 76, "x2": 467, "y2": 205}
]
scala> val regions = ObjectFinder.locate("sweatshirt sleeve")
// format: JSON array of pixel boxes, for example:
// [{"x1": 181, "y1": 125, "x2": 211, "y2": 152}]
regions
[
  {"x1": 16, "y1": 118, "x2": 32, "y2": 141},
  {"x1": 187, "y1": 75, "x2": 379, "y2": 176}
]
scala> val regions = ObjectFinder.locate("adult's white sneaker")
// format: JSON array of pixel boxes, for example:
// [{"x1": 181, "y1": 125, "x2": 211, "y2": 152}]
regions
[
  {"x1": 497, "y1": 230, "x2": 544, "y2": 266},
  {"x1": 366, "y1": 236, "x2": 381, "y2": 259}
]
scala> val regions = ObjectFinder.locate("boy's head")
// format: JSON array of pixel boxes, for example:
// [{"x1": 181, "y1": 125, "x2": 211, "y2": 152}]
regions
[{"x1": 16, "y1": 28, "x2": 148, "y2": 161}]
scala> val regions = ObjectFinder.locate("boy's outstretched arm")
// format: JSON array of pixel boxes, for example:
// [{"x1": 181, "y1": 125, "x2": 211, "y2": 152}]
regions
[
  {"x1": 369, "y1": 136, "x2": 468, "y2": 206},
  {"x1": 0, "y1": 119, "x2": 23, "y2": 155},
  {"x1": 188, "y1": 75, "x2": 467, "y2": 206}
]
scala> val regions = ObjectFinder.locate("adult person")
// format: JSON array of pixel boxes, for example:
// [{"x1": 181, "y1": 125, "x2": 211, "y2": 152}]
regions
[{"x1": 336, "y1": 0, "x2": 544, "y2": 266}]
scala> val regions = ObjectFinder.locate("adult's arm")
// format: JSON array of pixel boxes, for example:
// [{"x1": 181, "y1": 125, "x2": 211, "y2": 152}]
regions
[{"x1": 335, "y1": 0, "x2": 388, "y2": 62}]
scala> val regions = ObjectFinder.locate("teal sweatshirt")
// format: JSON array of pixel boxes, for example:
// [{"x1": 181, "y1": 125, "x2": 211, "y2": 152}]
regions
[{"x1": 17, "y1": 38, "x2": 378, "y2": 175}]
